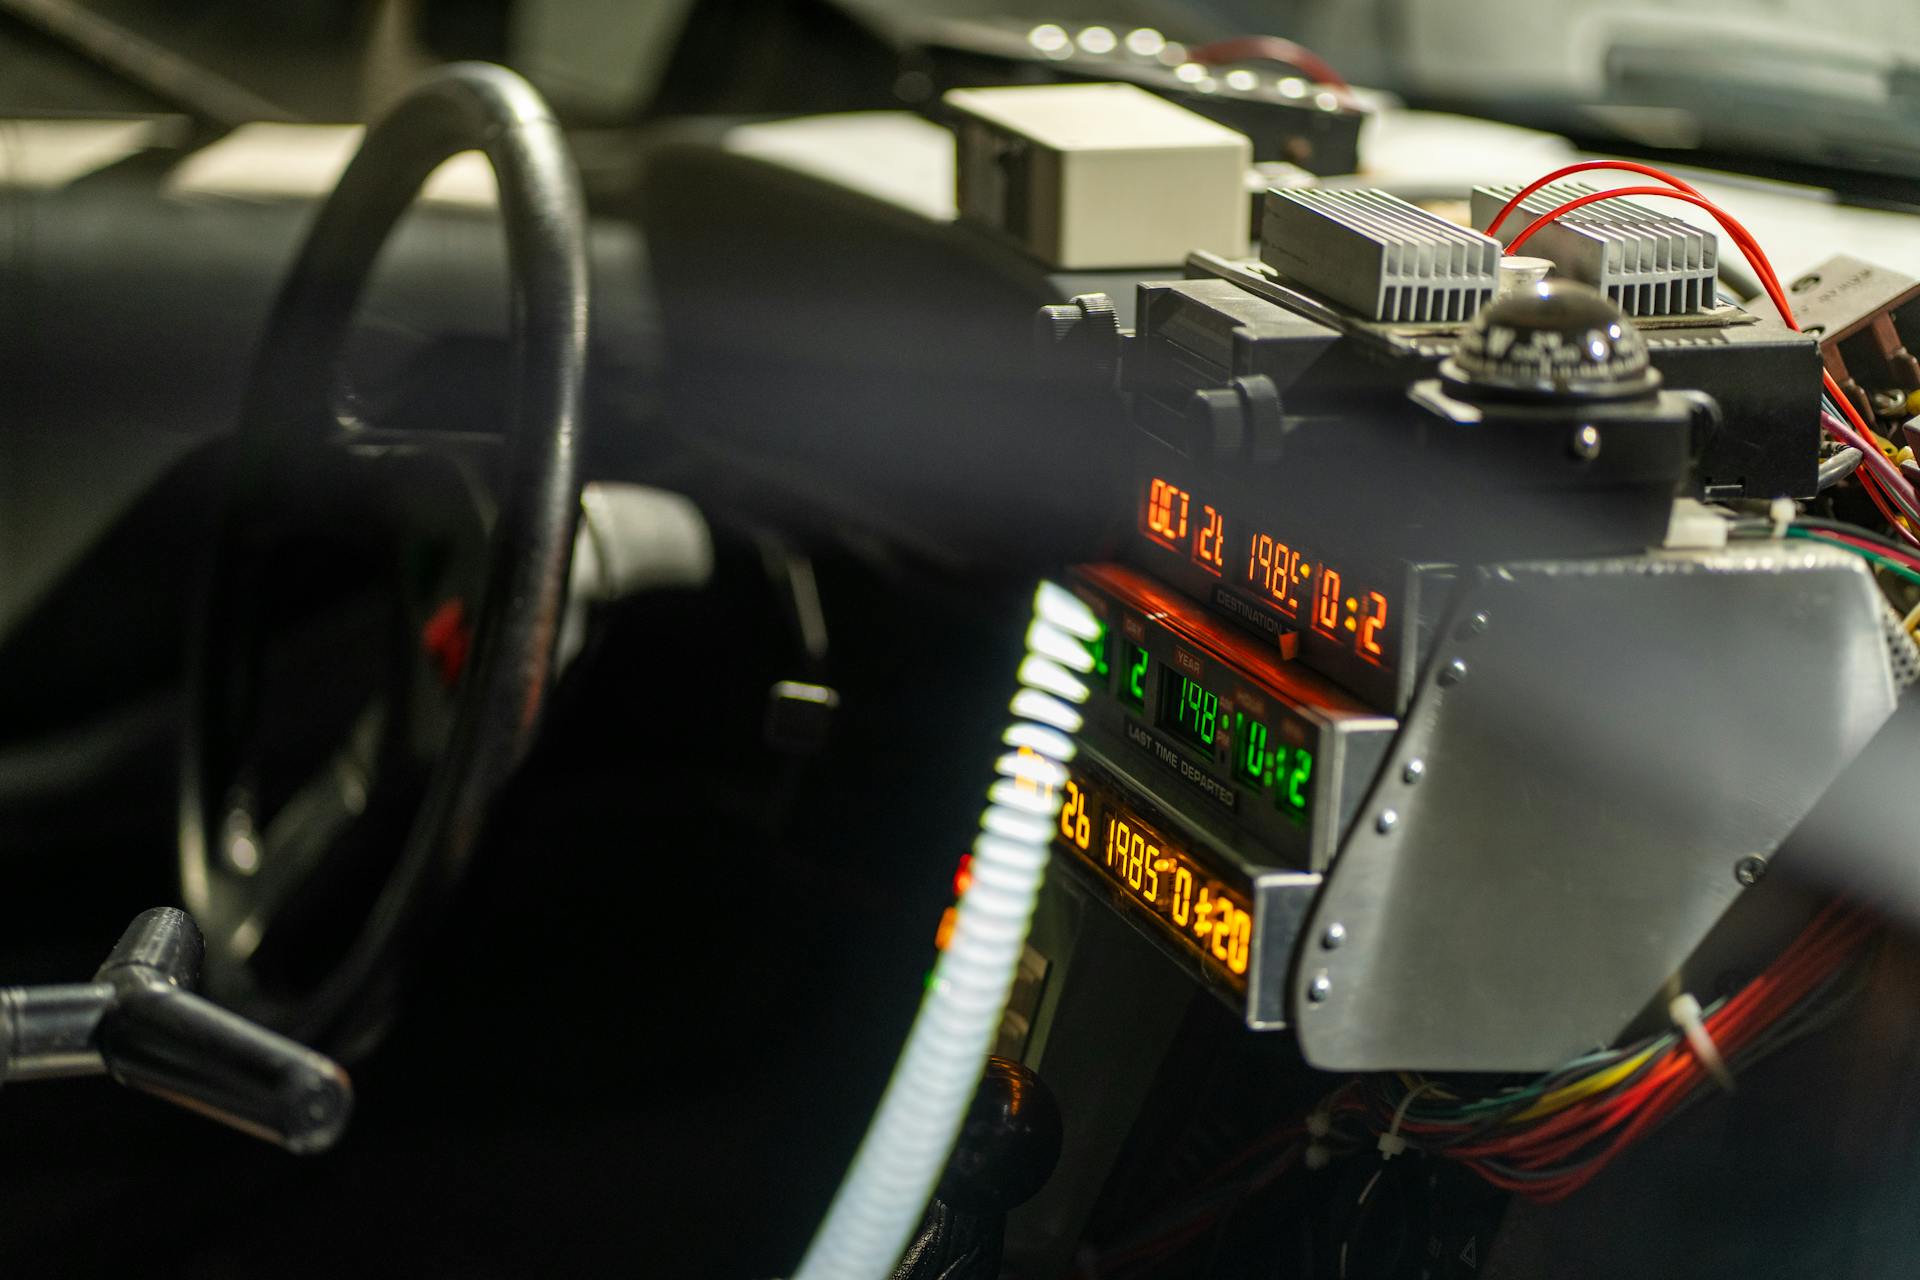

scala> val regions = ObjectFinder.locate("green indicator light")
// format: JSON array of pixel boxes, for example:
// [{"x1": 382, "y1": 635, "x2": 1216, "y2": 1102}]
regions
[{"x1": 1284, "y1": 748, "x2": 1314, "y2": 814}]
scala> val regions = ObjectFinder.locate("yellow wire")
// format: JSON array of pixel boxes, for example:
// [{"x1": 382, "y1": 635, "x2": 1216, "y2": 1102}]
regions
[
  {"x1": 1397, "y1": 1047, "x2": 1667, "y2": 1131},
  {"x1": 1504, "y1": 1047, "x2": 1661, "y2": 1124}
]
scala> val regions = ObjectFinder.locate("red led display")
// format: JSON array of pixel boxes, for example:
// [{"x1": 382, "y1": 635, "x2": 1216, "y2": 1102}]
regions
[
  {"x1": 1193, "y1": 504, "x2": 1226, "y2": 577},
  {"x1": 1142, "y1": 477, "x2": 1190, "y2": 549},
  {"x1": 1142, "y1": 476, "x2": 1395, "y2": 671}
]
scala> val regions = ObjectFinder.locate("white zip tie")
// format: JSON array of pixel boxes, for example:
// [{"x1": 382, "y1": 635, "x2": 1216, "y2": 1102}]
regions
[
  {"x1": 1767, "y1": 496, "x2": 1796, "y2": 540},
  {"x1": 1669, "y1": 992, "x2": 1736, "y2": 1092},
  {"x1": 1379, "y1": 1081, "x2": 1438, "y2": 1159}
]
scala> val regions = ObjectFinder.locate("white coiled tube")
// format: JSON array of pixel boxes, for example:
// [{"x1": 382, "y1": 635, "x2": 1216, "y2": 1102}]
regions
[{"x1": 790, "y1": 581, "x2": 1100, "y2": 1280}]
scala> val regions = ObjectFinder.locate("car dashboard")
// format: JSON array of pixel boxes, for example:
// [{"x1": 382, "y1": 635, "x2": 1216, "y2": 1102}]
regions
[{"x1": 2, "y1": 8, "x2": 1920, "y2": 1279}]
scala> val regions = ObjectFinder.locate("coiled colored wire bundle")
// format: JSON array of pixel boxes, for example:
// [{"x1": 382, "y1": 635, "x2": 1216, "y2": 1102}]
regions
[
  {"x1": 1348, "y1": 902, "x2": 1877, "y2": 1203},
  {"x1": 790, "y1": 582, "x2": 1099, "y2": 1280}
]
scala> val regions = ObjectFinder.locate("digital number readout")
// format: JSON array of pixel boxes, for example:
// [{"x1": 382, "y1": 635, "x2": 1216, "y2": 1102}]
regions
[
  {"x1": 1083, "y1": 619, "x2": 1111, "y2": 681},
  {"x1": 1194, "y1": 504, "x2": 1226, "y2": 576},
  {"x1": 1118, "y1": 639, "x2": 1150, "y2": 711},
  {"x1": 1142, "y1": 478, "x2": 1191, "y2": 548},
  {"x1": 1141, "y1": 475, "x2": 1396, "y2": 670},
  {"x1": 1149, "y1": 663, "x2": 1316, "y2": 820},
  {"x1": 1058, "y1": 777, "x2": 1253, "y2": 981},
  {"x1": 1159, "y1": 672, "x2": 1220, "y2": 752},
  {"x1": 1234, "y1": 711, "x2": 1313, "y2": 817}
]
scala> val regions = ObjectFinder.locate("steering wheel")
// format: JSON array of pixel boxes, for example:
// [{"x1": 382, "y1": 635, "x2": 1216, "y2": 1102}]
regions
[{"x1": 179, "y1": 64, "x2": 587, "y2": 1049}]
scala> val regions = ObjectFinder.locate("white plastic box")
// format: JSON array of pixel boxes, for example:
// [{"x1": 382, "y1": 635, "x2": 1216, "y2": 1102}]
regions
[{"x1": 944, "y1": 82, "x2": 1252, "y2": 270}]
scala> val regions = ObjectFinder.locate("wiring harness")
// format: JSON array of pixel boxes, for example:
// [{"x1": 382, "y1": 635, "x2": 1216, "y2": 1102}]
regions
[
  {"x1": 1483, "y1": 161, "x2": 1920, "y2": 549},
  {"x1": 1079, "y1": 909, "x2": 1879, "y2": 1272},
  {"x1": 1338, "y1": 902, "x2": 1877, "y2": 1204}
]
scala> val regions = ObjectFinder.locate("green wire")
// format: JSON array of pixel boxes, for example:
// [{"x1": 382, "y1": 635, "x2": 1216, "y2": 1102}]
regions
[
  {"x1": 1788, "y1": 528, "x2": 1920, "y2": 589},
  {"x1": 1395, "y1": 997, "x2": 1729, "y2": 1124}
]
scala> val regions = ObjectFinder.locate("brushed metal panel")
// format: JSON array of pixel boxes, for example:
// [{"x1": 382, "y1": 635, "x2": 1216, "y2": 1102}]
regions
[{"x1": 1293, "y1": 543, "x2": 1898, "y2": 1071}]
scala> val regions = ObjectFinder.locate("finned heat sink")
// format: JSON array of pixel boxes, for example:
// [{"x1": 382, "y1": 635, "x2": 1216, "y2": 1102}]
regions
[
  {"x1": 1471, "y1": 183, "x2": 1718, "y2": 317},
  {"x1": 1260, "y1": 189, "x2": 1500, "y2": 324}
]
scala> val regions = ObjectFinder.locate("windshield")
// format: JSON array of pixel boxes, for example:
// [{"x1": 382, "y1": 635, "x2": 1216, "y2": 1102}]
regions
[
  {"x1": 843, "y1": 0, "x2": 1920, "y2": 186},
  {"x1": 4, "y1": 0, "x2": 1918, "y2": 185}
]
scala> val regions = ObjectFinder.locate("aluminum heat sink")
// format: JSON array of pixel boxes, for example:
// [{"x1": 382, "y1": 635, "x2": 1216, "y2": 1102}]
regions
[
  {"x1": 1260, "y1": 189, "x2": 1500, "y2": 324},
  {"x1": 1470, "y1": 183, "x2": 1718, "y2": 317}
]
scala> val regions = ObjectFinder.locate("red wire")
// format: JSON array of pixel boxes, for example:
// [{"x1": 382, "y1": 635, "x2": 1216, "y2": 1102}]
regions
[
  {"x1": 1505, "y1": 186, "x2": 1772, "y2": 287},
  {"x1": 1182, "y1": 35, "x2": 1349, "y2": 88},
  {"x1": 1824, "y1": 393, "x2": 1920, "y2": 541},
  {"x1": 1858, "y1": 470, "x2": 1913, "y2": 534},
  {"x1": 1529, "y1": 927, "x2": 1847, "y2": 1202},
  {"x1": 1805, "y1": 528, "x2": 1920, "y2": 574},
  {"x1": 1480, "y1": 161, "x2": 1705, "y2": 237},
  {"x1": 1498, "y1": 175, "x2": 1920, "y2": 547},
  {"x1": 1449, "y1": 904, "x2": 1869, "y2": 1196}
]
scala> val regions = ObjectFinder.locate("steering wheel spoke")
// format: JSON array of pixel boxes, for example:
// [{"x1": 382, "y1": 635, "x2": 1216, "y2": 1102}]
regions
[
  {"x1": 215, "y1": 702, "x2": 382, "y2": 951},
  {"x1": 258, "y1": 704, "x2": 379, "y2": 869}
]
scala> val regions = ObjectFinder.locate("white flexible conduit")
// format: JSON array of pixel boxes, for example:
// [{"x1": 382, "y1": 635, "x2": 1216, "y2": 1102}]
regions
[{"x1": 790, "y1": 581, "x2": 1100, "y2": 1280}]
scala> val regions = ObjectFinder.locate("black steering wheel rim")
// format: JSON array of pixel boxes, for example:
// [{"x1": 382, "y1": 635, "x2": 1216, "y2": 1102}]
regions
[{"x1": 180, "y1": 63, "x2": 587, "y2": 1047}]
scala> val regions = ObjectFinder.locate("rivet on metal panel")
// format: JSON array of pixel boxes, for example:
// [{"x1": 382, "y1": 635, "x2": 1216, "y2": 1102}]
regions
[
  {"x1": 1307, "y1": 971, "x2": 1332, "y2": 1003},
  {"x1": 1376, "y1": 809, "x2": 1399, "y2": 834},
  {"x1": 1321, "y1": 923, "x2": 1346, "y2": 950},
  {"x1": 1735, "y1": 855, "x2": 1768, "y2": 887},
  {"x1": 1438, "y1": 658, "x2": 1469, "y2": 687},
  {"x1": 1401, "y1": 758, "x2": 1426, "y2": 785},
  {"x1": 1571, "y1": 424, "x2": 1602, "y2": 459}
]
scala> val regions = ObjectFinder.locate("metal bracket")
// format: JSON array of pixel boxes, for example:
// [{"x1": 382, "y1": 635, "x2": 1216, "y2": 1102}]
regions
[{"x1": 1293, "y1": 542, "x2": 1899, "y2": 1071}]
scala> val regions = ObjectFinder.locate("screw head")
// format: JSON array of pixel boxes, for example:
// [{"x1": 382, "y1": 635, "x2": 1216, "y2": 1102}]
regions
[
  {"x1": 1438, "y1": 658, "x2": 1469, "y2": 687},
  {"x1": 1307, "y1": 971, "x2": 1332, "y2": 1003},
  {"x1": 1571, "y1": 424, "x2": 1602, "y2": 460},
  {"x1": 1402, "y1": 758, "x2": 1426, "y2": 785},
  {"x1": 1376, "y1": 808, "x2": 1399, "y2": 834},
  {"x1": 1735, "y1": 856, "x2": 1768, "y2": 887},
  {"x1": 1454, "y1": 612, "x2": 1490, "y2": 641},
  {"x1": 1321, "y1": 923, "x2": 1347, "y2": 950}
]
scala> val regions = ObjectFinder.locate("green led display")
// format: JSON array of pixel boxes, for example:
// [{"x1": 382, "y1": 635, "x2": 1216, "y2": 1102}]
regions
[
  {"x1": 1119, "y1": 641, "x2": 1149, "y2": 711},
  {"x1": 1087, "y1": 622, "x2": 1111, "y2": 681},
  {"x1": 1283, "y1": 748, "x2": 1312, "y2": 815},
  {"x1": 1238, "y1": 716, "x2": 1268, "y2": 784},
  {"x1": 1159, "y1": 673, "x2": 1220, "y2": 752},
  {"x1": 1232, "y1": 711, "x2": 1313, "y2": 819}
]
